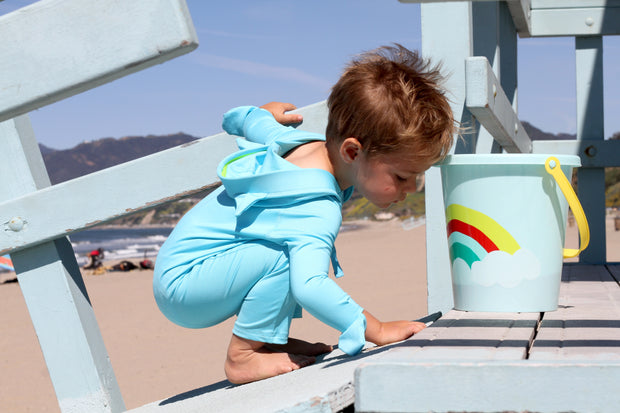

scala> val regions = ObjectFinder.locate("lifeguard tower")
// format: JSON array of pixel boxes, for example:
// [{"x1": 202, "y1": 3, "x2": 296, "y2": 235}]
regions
[{"x1": 1, "y1": 1, "x2": 618, "y2": 411}]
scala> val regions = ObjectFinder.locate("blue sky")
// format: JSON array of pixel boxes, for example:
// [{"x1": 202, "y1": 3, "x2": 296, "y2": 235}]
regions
[{"x1": 1, "y1": 0, "x2": 619, "y2": 149}]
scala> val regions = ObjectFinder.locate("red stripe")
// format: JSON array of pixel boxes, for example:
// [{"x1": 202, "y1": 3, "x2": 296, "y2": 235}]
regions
[{"x1": 447, "y1": 219, "x2": 499, "y2": 253}]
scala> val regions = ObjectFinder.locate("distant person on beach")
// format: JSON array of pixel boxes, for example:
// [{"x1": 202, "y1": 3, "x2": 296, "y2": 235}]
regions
[
  {"x1": 84, "y1": 247, "x2": 104, "y2": 269},
  {"x1": 153, "y1": 44, "x2": 455, "y2": 384}
]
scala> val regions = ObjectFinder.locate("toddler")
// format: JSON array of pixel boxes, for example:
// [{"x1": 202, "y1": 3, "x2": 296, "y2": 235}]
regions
[{"x1": 153, "y1": 44, "x2": 455, "y2": 384}]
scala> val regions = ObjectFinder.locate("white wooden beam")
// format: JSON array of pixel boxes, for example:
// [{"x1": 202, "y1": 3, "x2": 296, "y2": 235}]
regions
[
  {"x1": 0, "y1": 0, "x2": 198, "y2": 122},
  {"x1": 575, "y1": 36, "x2": 606, "y2": 264},
  {"x1": 532, "y1": 0, "x2": 620, "y2": 10},
  {"x1": 400, "y1": 0, "x2": 620, "y2": 37},
  {"x1": 533, "y1": 139, "x2": 620, "y2": 168},
  {"x1": 530, "y1": 6, "x2": 620, "y2": 37},
  {"x1": 355, "y1": 360, "x2": 620, "y2": 413},
  {"x1": 1, "y1": 115, "x2": 125, "y2": 413},
  {"x1": 400, "y1": 0, "x2": 533, "y2": 36},
  {"x1": 506, "y1": 0, "x2": 532, "y2": 37},
  {"x1": 0, "y1": 132, "x2": 233, "y2": 255},
  {"x1": 465, "y1": 57, "x2": 532, "y2": 153},
  {"x1": 0, "y1": 102, "x2": 327, "y2": 255},
  {"x1": 421, "y1": 2, "x2": 476, "y2": 314}
]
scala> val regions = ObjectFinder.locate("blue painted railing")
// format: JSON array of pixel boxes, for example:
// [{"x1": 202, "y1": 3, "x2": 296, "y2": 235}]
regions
[{"x1": 2, "y1": 0, "x2": 619, "y2": 412}]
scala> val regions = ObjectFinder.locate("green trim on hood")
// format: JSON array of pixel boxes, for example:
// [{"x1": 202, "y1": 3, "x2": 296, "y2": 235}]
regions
[{"x1": 221, "y1": 149, "x2": 267, "y2": 177}]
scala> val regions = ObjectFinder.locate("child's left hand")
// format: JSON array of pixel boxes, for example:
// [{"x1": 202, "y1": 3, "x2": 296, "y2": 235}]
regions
[{"x1": 260, "y1": 102, "x2": 303, "y2": 125}]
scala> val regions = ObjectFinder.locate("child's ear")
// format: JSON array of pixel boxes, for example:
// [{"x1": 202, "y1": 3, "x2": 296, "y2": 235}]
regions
[{"x1": 340, "y1": 138, "x2": 362, "y2": 164}]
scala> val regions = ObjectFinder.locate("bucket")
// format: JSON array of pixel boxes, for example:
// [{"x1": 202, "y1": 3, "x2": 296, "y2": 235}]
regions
[{"x1": 439, "y1": 154, "x2": 589, "y2": 312}]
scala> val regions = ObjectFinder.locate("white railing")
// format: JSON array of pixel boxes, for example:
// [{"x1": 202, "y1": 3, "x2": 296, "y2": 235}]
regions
[{"x1": 2, "y1": 1, "x2": 619, "y2": 412}]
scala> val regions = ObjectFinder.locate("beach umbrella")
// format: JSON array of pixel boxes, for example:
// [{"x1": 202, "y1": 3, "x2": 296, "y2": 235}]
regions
[{"x1": 0, "y1": 255, "x2": 14, "y2": 271}]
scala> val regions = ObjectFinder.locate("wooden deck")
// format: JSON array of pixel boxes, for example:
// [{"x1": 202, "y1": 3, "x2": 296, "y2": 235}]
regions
[{"x1": 127, "y1": 263, "x2": 620, "y2": 413}]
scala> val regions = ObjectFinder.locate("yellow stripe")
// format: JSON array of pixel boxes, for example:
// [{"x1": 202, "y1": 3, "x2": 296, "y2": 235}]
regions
[{"x1": 446, "y1": 204, "x2": 520, "y2": 254}]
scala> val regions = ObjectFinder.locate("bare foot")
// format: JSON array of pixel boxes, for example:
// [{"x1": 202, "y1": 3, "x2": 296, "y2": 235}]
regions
[
  {"x1": 225, "y1": 335, "x2": 316, "y2": 384},
  {"x1": 265, "y1": 337, "x2": 332, "y2": 356}
]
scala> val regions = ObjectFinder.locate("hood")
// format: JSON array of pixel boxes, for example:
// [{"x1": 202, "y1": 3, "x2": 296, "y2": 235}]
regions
[{"x1": 217, "y1": 137, "x2": 351, "y2": 216}]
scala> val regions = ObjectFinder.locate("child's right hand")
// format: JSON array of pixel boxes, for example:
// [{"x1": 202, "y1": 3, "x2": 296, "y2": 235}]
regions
[
  {"x1": 260, "y1": 102, "x2": 303, "y2": 125},
  {"x1": 363, "y1": 310, "x2": 426, "y2": 346}
]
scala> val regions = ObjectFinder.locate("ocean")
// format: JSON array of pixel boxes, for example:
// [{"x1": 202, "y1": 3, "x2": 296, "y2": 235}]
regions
[
  {"x1": 70, "y1": 222, "x2": 370, "y2": 266},
  {"x1": 70, "y1": 226, "x2": 173, "y2": 266},
  {"x1": 1, "y1": 218, "x2": 423, "y2": 271}
]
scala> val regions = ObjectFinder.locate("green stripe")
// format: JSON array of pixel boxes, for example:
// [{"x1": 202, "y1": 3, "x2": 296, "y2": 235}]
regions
[
  {"x1": 449, "y1": 242, "x2": 482, "y2": 268},
  {"x1": 221, "y1": 150, "x2": 266, "y2": 177}
]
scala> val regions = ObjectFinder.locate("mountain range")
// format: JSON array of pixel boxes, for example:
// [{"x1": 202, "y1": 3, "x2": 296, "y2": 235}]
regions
[
  {"x1": 41, "y1": 133, "x2": 197, "y2": 184},
  {"x1": 40, "y1": 121, "x2": 574, "y2": 185},
  {"x1": 37, "y1": 122, "x2": 607, "y2": 224}
]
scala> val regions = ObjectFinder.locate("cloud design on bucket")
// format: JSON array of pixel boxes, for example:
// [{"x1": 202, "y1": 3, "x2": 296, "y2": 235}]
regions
[{"x1": 452, "y1": 249, "x2": 541, "y2": 288}]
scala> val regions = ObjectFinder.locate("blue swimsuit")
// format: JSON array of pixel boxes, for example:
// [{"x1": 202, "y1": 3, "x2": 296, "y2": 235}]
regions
[{"x1": 153, "y1": 106, "x2": 367, "y2": 355}]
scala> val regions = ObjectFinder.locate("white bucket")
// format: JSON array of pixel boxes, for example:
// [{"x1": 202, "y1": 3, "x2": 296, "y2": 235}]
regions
[{"x1": 439, "y1": 154, "x2": 589, "y2": 312}]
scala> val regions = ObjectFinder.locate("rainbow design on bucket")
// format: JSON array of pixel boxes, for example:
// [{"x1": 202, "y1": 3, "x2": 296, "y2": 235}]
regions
[{"x1": 446, "y1": 204, "x2": 520, "y2": 267}]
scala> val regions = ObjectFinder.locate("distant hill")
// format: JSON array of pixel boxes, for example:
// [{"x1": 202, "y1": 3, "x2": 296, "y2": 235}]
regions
[
  {"x1": 40, "y1": 122, "x2": 576, "y2": 185},
  {"x1": 42, "y1": 133, "x2": 198, "y2": 184},
  {"x1": 522, "y1": 121, "x2": 576, "y2": 141},
  {"x1": 37, "y1": 122, "x2": 617, "y2": 225}
]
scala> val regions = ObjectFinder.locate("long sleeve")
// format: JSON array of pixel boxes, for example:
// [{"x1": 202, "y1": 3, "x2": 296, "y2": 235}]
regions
[
  {"x1": 222, "y1": 106, "x2": 296, "y2": 146},
  {"x1": 276, "y1": 200, "x2": 367, "y2": 355},
  {"x1": 219, "y1": 105, "x2": 367, "y2": 355}
]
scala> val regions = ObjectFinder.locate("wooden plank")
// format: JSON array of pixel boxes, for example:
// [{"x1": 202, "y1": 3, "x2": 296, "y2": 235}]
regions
[
  {"x1": 533, "y1": 0, "x2": 620, "y2": 8},
  {"x1": 465, "y1": 56, "x2": 532, "y2": 153},
  {"x1": 1, "y1": 116, "x2": 124, "y2": 412},
  {"x1": 608, "y1": 264, "x2": 620, "y2": 282},
  {"x1": 128, "y1": 345, "x2": 363, "y2": 413},
  {"x1": 533, "y1": 139, "x2": 620, "y2": 168},
  {"x1": 0, "y1": 0, "x2": 198, "y2": 122},
  {"x1": 373, "y1": 310, "x2": 538, "y2": 361},
  {"x1": 466, "y1": 2, "x2": 519, "y2": 154},
  {"x1": 576, "y1": 37, "x2": 606, "y2": 264},
  {"x1": 0, "y1": 132, "x2": 232, "y2": 255},
  {"x1": 421, "y1": 1, "x2": 474, "y2": 314},
  {"x1": 0, "y1": 102, "x2": 326, "y2": 255},
  {"x1": 530, "y1": 7, "x2": 620, "y2": 36},
  {"x1": 529, "y1": 264, "x2": 620, "y2": 360},
  {"x1": 400, "y1": 0, "x2": 533, "y2": 37},
  {"x1": 355, "y1": 360, "x2": 620, "y2": 413},
  {"x1": 505, "y1": 0, "x2": 532, "y2": 37}
]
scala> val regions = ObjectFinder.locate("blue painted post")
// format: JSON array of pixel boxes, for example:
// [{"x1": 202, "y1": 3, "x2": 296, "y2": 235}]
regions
[
  {"x1": 420, "y1": 1, "x2": 520, "y2": 314},
  {"x1": 575, "y1": 36, "x2": 606, "y2": 264},
  {"x1": 0, "y1": 116, "x2": 125, "y2": 412},
  {"x1": 421, "y1": 1, "x2": 474, "y2": 314},
  {"x1": 472, "y1": 1, "x2": 502, "y2": 154}
]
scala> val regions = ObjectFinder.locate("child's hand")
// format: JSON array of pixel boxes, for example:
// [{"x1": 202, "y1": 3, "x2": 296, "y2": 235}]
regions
[
  {"x1": 260, "y1": 102, "x2": 303, "y2": 125},
  {"x1": 363, "y1": 310, "x2": 426, "y2": 347}
]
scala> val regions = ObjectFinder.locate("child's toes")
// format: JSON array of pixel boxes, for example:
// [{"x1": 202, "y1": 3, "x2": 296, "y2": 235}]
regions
[{"x1": 290, "y1": 354, "x2": 316, "y2": 369}]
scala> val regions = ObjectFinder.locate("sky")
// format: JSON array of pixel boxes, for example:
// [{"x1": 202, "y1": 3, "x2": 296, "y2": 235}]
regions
[{"x1": 1, "y1": 0, "x2": 619, "y2": 150}]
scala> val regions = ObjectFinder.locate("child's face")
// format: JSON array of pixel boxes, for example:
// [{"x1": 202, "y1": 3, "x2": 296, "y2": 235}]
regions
[{"x1": 353, "y1": 152, "x2": 427, "y2": 209}]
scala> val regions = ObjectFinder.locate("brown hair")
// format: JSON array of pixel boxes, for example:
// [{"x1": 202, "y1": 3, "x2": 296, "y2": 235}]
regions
[{"x1": 326, "y1": 44, "x2": 455, "y2": 165}]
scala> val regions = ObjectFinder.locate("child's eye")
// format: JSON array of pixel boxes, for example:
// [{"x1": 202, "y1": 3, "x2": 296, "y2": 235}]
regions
[{"x1": 396, "y1": 175, "x2": 407, "y2": 182}]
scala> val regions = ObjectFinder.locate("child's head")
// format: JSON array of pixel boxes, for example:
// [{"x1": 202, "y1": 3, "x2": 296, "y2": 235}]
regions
[{"x1": 326, "y1": 44, "x2": 455, "y2": 168}]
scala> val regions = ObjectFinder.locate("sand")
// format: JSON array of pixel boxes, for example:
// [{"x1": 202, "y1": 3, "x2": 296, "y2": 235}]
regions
[
  {"x1": 1, "y1": 216, "x2": 618, "y2": 412},
  {"x1": 0, "y1": 220, "x2": 430, "y2": 412}
]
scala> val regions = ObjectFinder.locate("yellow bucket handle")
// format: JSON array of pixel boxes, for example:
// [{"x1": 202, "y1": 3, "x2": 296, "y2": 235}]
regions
[{"x1": 544, "y1": 156, "x2": 590, "y2": 258}]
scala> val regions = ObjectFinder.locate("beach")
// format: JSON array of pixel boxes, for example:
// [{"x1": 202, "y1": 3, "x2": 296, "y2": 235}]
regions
[
  {"x1": 0, "y1": 219, "x2": 429, "y2": 412},
  {"x1": 1, "y1": 217, "x2": 618, "y2": 412}
]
